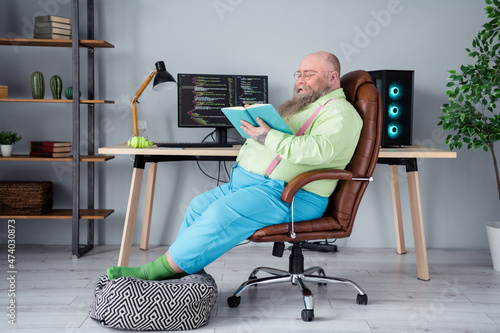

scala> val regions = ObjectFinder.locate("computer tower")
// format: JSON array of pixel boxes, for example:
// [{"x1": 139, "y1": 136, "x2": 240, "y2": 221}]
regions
[{"x1": 368, "y1": 70, "x2": 414, "y2": 147}]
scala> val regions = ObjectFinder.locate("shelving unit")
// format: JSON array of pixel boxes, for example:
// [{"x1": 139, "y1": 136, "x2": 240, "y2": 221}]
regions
[{"x1": 0, "y1": 0, "x2": 114, "y2": 258}]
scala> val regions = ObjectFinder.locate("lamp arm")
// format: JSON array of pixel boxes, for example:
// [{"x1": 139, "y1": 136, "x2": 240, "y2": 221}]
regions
[{"x1": 131, "y1": 69, "x2": 158, "y2": 137}]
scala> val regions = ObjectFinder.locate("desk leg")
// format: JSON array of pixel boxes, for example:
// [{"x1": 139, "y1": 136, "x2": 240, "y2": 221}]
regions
[
  {"x1": 140, "y1": 162, "x2": 157, "y2": 251},
  {"x1": 389, "y1": 165, "x2": 406, "y2": 254},
  {"x1": 407, "y1": 170, "x2": 430, "y2": 281},
  {"x1": 118, "y1": 166, "x2": 144, "y2": 266}
]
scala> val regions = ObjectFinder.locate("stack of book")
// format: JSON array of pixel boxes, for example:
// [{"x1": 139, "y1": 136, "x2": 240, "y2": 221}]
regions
[
  {"x1": 33, "y1": 15, "x2": 71, "y2": 40},
  {"x1": 30, "y1": 141, "x2": 71, "y2": 158}
]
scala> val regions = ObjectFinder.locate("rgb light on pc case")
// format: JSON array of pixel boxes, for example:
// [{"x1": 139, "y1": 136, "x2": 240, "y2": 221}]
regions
[
  {"x1": 368, "y1": 70, "x2": 414, "y2": 147},
  {"x1": 387, "y1": 83, "x2": 404, "y2": 139},
  {"x1": 387, "y1": 121, "x2": 402, "y2": 139},
  {"x1": 388, "y1": 101, "x2": 402, "y2": 120},
  {"x1": 388, "y1": 81, "x2": 403, "y2": 100}
]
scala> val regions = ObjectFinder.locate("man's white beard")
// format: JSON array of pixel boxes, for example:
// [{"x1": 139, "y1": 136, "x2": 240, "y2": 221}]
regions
[{"x1": 277, "y1": 83, "x2": 332, "y2": 120}]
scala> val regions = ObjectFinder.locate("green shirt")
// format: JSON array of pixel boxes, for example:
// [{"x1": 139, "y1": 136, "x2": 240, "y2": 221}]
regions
[{"x1": 236, "y1": 88, "x2": 363, "y2": 197}]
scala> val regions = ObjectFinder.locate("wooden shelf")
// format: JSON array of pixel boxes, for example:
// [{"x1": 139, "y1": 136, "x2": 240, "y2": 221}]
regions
[
  {"x1": 0, "y1": 209, "x2": 114, "y2": 220},
  {"x1": 0, "y1": 38, "x2": 114, "y2": 48},
  {"x1": 81, "y1": 155, "x2": 115, "y2": 162},
  {"x1": 0, "y1": 98, "x2": 114, "y2": 104},
  {"x1": 0, "y1": 155, "x2": 115, "y2": 162}
]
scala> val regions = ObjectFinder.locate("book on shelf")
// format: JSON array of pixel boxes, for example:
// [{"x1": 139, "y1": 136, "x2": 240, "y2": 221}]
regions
[
  {"x1": 34, "y1": 27, "x2": 71, "y2": 36},
  {"x1": 33, "y1": 33, "x2": 70, "y2": 40},
  {"x1": 30, "y1": 146, "x2": 71, "y2": 153},
  {"x1": 34, "y1": 21, "x2": 71, "y2": 30},
  {"x1": 31, "y1": 141, "x2": 71, "y2": 148},
  {"x1": 0, "y1": 86, "x2": 7, "y2": 98},
  {"x1": 221, "y1": 104, "x2": 293, "y2": 139},
  {"x1": 29, "y1": 151, "x2": 70, "y2": 158},
  {"x1": 34, "y1": 15, "x2": 70, "y2": 25}
]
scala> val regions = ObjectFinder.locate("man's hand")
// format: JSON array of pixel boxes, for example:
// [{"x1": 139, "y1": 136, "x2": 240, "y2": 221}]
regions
[{"x1": 240, "y1": 117, "x2": 271, "y2": 145}]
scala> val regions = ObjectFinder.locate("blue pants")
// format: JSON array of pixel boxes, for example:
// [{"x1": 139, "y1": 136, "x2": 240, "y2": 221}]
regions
[{"x1": 168, "y1": 164, "x2": 329, "y2": 274}]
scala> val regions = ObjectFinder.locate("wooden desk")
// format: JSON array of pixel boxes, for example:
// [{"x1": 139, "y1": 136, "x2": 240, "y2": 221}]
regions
[
  {"x1": 378, "y1": 146, "x2": 456, "y2": 280},
  {"x1": 98, "y1": 143, "x2": 456, "y2": 280}
]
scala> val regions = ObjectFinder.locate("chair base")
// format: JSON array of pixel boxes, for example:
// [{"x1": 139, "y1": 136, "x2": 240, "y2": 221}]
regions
[{"x1": 227, "y1": 243, "x2": 368, "y2": 322}]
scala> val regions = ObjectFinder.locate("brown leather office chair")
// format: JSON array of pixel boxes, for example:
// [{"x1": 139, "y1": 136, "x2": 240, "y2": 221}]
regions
[{"x1": 227, "y1": 70, "x2": 383, "y2": 321}]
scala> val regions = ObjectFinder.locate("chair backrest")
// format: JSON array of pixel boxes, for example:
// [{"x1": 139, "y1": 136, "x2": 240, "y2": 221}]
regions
[{"x1": 328, "y1": 70, "x2": 382, "y2": 234}]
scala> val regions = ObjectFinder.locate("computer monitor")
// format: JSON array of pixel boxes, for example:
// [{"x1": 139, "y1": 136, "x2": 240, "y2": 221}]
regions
[{"x1": 177, "y1": 73, "x2": 268, "y2": 144}]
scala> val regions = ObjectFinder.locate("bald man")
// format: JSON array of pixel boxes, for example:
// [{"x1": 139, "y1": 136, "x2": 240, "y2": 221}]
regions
[{"x1": 107, "y1": 51, "x2": 363, "y2": 281}]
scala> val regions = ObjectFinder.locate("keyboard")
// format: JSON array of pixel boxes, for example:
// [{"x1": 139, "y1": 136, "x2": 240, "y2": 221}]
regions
[{"x1": 157, "y1": 142, "x2": 236, "y2": 148}]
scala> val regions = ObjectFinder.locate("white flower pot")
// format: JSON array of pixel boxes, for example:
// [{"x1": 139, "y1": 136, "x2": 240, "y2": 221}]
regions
[
  {"x1": 0, "y1": 144, "x2": 13, "y2": 157},
  {"x1": 486, "y1": 222, "x2": 500, "y2": 271}
]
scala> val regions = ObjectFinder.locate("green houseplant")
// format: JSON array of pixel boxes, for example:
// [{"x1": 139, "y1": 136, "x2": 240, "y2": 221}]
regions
[
  {"x1": 439, "y1": 0, "x2": 500, "y2": 271},
  {"x1": 0, "y1": 131, "x2": 22, "y2": 145},
  {"x1": 0, "y1": 131, "x2": 22, "y2": 157},
  {"x1": 438, "y1": 0, "x2": 500, "y2": 200}
]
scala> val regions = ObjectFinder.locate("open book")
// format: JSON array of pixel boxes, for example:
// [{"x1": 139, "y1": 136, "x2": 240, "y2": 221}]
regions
[{"x1": 221, "y1": 104, "x2": 293, "y2": 139}]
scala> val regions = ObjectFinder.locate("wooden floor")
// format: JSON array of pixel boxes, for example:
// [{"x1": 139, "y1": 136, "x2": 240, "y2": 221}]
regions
[{"x1": 0, "y1": 243, "x2": 499, "y2": 332}]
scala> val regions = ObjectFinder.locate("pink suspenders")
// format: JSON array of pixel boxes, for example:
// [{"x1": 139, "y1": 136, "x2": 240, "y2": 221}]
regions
[{"x1": 264, "y1": 98, "x2": 336, "y2": 178}]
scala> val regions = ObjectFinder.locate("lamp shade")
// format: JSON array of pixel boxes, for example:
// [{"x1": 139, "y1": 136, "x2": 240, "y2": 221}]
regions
[{"x1": 153, "y1": 61, "x2": 177, "y2": 91}]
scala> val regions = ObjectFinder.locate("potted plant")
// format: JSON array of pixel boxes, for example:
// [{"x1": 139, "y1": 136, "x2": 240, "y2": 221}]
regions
[
  {"x1": 438, "y1": 0, "x2": 500, "y2": 270},
  {"x1": 0, "y1": 131, "x2": 22, "y2": 157}
]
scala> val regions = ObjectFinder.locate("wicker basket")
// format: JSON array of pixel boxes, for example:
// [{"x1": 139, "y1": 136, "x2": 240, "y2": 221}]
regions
[{"x1": 0, "y1": 181, "x2": 53, "y2": 215}]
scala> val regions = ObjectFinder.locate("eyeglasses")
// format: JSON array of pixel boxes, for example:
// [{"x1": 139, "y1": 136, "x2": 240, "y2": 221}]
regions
[{"x1": 293, "y1": 71, "x2": 333, "y2": 81}]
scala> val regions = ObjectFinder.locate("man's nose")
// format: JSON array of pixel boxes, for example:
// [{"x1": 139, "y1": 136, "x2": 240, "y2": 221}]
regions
[{"x1": 296, "y1": 75, "x2": 306, "y2": 84}]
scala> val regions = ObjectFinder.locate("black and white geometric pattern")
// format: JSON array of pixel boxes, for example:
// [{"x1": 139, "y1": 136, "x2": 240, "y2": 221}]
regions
[{"x1": 89, "y1": 271, "x2": 218, "y2": 331}]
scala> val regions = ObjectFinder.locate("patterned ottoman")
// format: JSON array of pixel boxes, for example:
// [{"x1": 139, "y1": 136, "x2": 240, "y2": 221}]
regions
[{"x1": 89, "y1": 271, "x2": 218, "y2": 330}]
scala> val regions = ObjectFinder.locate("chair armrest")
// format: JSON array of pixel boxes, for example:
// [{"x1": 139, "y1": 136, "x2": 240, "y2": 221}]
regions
[{"x1": 281, "y1": 169, "x2": 353, "y2": 203}]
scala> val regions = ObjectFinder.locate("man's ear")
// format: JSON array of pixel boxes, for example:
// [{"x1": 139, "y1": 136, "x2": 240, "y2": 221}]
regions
[
  {"x1": 330, "y1": 71, "x2": 339, "y2": 82},
  {"x1": 329, "y1": 71, "x2": 340, "y2": 88}
]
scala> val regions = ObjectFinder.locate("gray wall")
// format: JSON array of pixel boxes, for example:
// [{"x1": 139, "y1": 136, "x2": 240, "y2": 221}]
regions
[{"x1": 1, "y1": 0, "x2": 498, "y2": 250}]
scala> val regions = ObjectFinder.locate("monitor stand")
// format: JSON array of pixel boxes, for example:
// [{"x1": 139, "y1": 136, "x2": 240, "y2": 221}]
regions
[{"x1": 215, "y1": 128, "x2": 241, "y2": 146}]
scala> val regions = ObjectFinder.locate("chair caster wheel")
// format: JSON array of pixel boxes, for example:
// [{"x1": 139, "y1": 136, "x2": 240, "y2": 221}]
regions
[
  {"x1": 301, "y1": 309, "x2": 314, "y2": 322},
  {"x1": 356, "y1": 293, "x2": 368, "y2": 305},
  {"x1": 227, "y1": 296, "x2": 241, "y2": 308}
]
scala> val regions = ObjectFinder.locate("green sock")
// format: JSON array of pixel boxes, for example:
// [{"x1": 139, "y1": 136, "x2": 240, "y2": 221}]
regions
[{"x1": 107, "y1": 254, "x2": 177, "y2": 281}]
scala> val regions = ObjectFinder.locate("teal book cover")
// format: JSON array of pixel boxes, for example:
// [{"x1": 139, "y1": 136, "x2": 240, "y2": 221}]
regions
[{"x1": 222, "y1": 104, "x2": 293, "y2": 138}]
